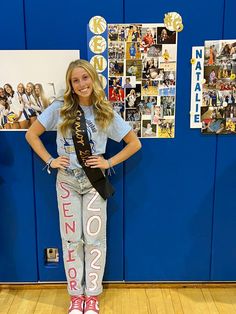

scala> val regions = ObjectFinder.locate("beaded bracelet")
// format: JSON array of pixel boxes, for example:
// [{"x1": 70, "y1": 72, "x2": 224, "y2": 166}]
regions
[
  {"x1": 42, "y1": 157, "x2": 54, "y2": 174},
  {"x1": 107, "y1": 158, "x2": 116, "y2": 176}
]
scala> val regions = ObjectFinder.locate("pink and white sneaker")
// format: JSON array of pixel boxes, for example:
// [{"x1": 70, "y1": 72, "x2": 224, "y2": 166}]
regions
[
  {"x1": 84, "y1": 296, "x2": 99, "y2": 314},
  {"x1": 68, "y1": 295, "x2": 85, "y2": 314}
]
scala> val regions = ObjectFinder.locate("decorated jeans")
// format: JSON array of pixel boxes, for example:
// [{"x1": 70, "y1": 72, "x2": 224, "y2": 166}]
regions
[{"x1": 56, "y1": 168, "x2": 107, "y2": 296}]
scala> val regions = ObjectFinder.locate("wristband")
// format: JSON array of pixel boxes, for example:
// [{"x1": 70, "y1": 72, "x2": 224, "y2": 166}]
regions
[
  {"x1": 107, "y1": 158, "x2": 116, "y2": 176},
  {"x1": 43, "y1": 157, "x2": 54, "y2": 174}
]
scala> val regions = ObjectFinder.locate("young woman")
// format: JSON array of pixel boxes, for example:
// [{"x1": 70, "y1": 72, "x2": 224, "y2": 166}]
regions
[
  {"x1": 24, "y1": 82, "x2": 38, "y2": 125},
  {"x1": 129, "y1": 42, "x2": 137, "y2": 59},
  {"x1": 16, "y1": 83, "x2": 30, "y2": 129},
  {"x1": 34, "y1": 83, "x2": 50, "y2": 111},
  {"x1": 144, "y1": 122, "x2": 153, "y2": 136},
  {"x1": 111, "y1": 78, "x2": 123, "y2": 102},
  {"x1": 157, "y1": 28, "x2": 170, "y2": 43},
  {"x1": 126, "y1": 25, "x2": 133, "y2": 42},
  {"x1": 208, "y1": 45, "x2": 214, "y2": 65},
  {"x1": 26, "y1": 59, "x2": 141, "y2": 314},
  {"x1": 0, "y1": 88, "x2": 10, "y2": 129},
  {"x1": 126, "y1": 89, "x2": 137, "y2": 107},
  {"x1": 25, "y1": 82, "x2": 47, "y2": 124},
  {"x1": 141, "y1": 29, "x2": 155, "y2": 53},
  {"x1": 162, "y1": 49, "x2": 170, "y2": 63},
  {"x1": 4, "y1": 83, "x2": 26, "y2": 129}
]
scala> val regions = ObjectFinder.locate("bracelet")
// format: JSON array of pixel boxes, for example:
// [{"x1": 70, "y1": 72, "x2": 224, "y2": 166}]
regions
[
  {"x1": 42, "y1": 157, "x2": 54, "y2": 174},
  {"x1": 107, "y1": 158, "x2": 116, "y2": 176}
]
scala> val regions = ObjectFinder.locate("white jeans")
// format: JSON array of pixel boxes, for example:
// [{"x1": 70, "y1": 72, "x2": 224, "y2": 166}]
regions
[{"x1": 56, "y1": 168, "x2": 107, "y2": 296}]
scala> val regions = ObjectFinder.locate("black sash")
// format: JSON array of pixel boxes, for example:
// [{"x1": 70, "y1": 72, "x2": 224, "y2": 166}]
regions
[{"x1": 72, "y1": 105, "x2": 115, "y2": 200}]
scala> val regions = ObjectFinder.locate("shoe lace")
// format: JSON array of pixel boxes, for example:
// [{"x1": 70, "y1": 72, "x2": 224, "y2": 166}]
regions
[
  {"x1": 86, "y1": 296, "x2": 98, "y2": 309},
  {"x1": 71, "y1": 296, "x2": 84, "y2": 309}
]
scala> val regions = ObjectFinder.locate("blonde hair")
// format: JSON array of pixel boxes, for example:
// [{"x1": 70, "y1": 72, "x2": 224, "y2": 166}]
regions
[
  {"x1": 60, "y1": 59, "x2": 114, "y2": 136},
  {"x1": 34, "y1": 83, "x2": 50, "y2": 109}
]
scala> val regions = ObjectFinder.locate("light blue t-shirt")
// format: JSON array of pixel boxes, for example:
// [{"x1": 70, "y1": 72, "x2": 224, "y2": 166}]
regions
[{"x1": 38, "y1": 101, "x2": 132, "y2": 169}]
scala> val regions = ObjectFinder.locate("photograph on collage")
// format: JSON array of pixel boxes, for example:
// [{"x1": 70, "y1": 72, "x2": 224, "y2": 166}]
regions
[
  {"x1": 0, "y1": 50, "x2": 80, "y2": 131},
  {"x1": 125, "y1": 84, "x2": 141, "y2": 108},
  {"x1": 108, "y1": 23, "x2": 177, "y2": 138},
  {"x1": 202, "y1": 40, "x2": 236, "y2": 134},
  {"x1": 158, "y1": 119, "x2": 175, "y2": 138},
  {"x1": 141, "y1": 119, "x2": 157, "y2": 137},
  {"x1": 109, "y1": 77, "x2": 124, "y2": 102}
]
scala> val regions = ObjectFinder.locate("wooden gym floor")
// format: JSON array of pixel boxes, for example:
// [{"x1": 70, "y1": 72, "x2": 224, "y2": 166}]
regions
[{"x1": 1, "y1": 283, "x2": 236, "y2": 313}]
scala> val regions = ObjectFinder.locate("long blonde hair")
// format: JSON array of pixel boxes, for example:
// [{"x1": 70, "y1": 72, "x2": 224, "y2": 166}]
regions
[
  {"x1": 60, "y1": 59, "x2": 114, "y2": 136},
  {"x1": 34, "y1": 83, "x2": 50, "y2": 109}
]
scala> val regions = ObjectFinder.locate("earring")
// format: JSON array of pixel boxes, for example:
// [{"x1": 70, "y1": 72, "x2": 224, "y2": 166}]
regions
[{"x1": 72, "y1": 90, "x2": 75, "y2": 94}]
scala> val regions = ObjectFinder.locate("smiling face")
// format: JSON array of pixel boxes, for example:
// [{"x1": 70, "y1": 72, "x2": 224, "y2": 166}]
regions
[
  {"x1": 34, "y1": 84, "x2": 41, "y2": 96},
  {"x1": 4, "y1": 84, "x2": 12, "y2": 94},
  {"x1": 161, "y1": 29, "x2": 167, "y2": 37},
  {"x1": 71, "y1": 67, "x2": 93, "y2": 105},
  {"x1": 17, "y1": 83, "x2": 24, "y2": 94},
  {"x1": 26, "y1": 83, "x2": 33, "y2": 94}
]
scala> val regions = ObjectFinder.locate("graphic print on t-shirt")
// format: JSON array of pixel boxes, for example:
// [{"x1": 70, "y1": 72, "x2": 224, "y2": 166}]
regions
[
  {"x1": 61, "y1": 119, "x2": 97, "y2": 154},
  {"x1": 86, "y1": 119, "x2": 97, "y2": 153}
]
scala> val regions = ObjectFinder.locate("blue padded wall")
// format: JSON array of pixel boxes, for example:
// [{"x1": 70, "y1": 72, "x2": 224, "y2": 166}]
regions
[
  {"x1": 124, "y1": 0, "x2": 224, "y2": 281},
  {"x1": 24, "y1": 0, "x2": 124, "y2": 54},
  {"x1": 0, "y1": 0, "x2": 26, "y2": 49},
  {"x1": 103, "y1": 141, "x2": 125, "y2": 281},
  {"x1": 0, "y1": 0, "x2": 38, "y2": 282},
  {"x1": 0, "y1": 133, "x2": 38, "y2": 282},
  {"x1": 210, "y1": 0, "x2": 236, "y2": 280}
]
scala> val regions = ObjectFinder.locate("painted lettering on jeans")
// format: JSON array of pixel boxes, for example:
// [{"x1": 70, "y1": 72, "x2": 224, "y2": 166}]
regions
[
  {"x1": 59, "y1": 181, "x2": 78, "y2": 291},
  {"x1": 69, "y1": 280, "x2": 77, "y2": 291},
  {"x1": 88, "y1": 273, "x2": 98, "y2": 291},
  {"x1": 87, "y1": 190, "x2": 102, "y2": 291},
  {"x1": 65, "y1": 221, "x2": 76, "y2": 234},
  {"x1": 63, "y1": 202, "x2": 73, "y2": 217},
  {"x1": 68, "y1": 267, "x2": 78, "y2": 291},
  {"x1": 59, "y1": 182, "x2": 70, "y2": 199},
  {"x1": 60, "y1": 185, "x2": 76, "y2": 235},
  {"x1": 87, "y1": 191, "x2": 101, "y2": 211},
  {"x1": 90, "y1": 249, "x2": 101, "y2": 270},
  {"x1": 87, "y1": 216, "x2": 101, "y2": 236},
  {"x1": 66, "y1": 249, "x2": 76, "y2": 263},
  {"x1": 68, "y1": 267, "x2": 77, "y2": 279}
]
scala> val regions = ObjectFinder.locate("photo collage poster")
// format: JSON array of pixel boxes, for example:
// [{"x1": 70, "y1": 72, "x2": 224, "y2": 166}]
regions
[
  {"x1": 0, "y1": 50, "x2": 80, "y2": 131},
  {"x1": 107, "y1": 23, "x2": 177, "y2": 138},
  {"x1": 201, "y1": 40, "x2": 236, "y2": 134}
]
